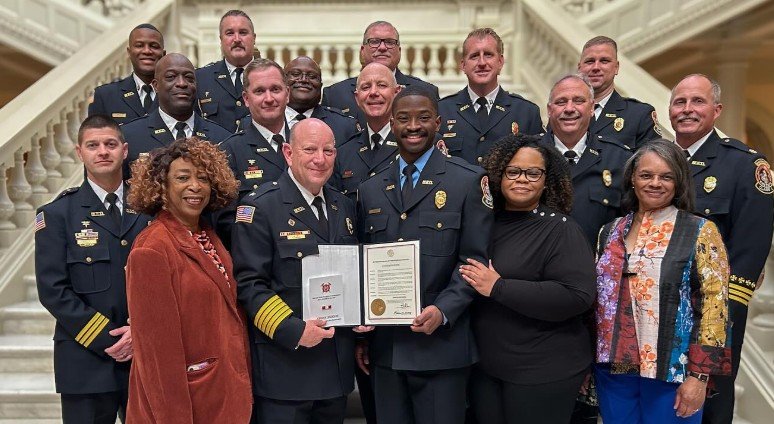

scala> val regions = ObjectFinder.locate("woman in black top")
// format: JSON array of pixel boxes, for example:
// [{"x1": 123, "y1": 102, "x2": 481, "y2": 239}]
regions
[{"x1": 460, "y1": 134, "x2": 597, "y2": 424}]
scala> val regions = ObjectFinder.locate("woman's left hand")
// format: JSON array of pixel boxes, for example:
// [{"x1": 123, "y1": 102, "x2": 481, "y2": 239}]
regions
[
  {"x1": 674, "y1": 376, "x2": 707, "y2": 418},
  {"x1": 460, "y1": 258, "x2": 500, "y2": 297}
]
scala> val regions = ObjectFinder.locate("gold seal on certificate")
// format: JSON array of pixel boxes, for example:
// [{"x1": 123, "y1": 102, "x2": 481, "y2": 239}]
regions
[{"x1": 370, "y1": 299, "x2": 386, "y2": 316}]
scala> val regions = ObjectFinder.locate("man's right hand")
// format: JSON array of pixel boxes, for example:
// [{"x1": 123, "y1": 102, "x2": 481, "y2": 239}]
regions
[
  {"x1": 355, "y1": 339, "x2": 370, "y2": 375},
  {"x1": 297, "y1": 319, "x2": 335, "y2": 348}
]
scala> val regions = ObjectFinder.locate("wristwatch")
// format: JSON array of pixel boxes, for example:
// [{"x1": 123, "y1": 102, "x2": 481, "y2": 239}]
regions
[{"x1": 688, "y1": 371, "x2": 709, "y2": 383}]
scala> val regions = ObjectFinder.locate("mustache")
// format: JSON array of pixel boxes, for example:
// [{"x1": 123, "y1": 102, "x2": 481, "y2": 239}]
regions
[{"x1": 677, "y1": 115, "x2": 700, "y2": 123}]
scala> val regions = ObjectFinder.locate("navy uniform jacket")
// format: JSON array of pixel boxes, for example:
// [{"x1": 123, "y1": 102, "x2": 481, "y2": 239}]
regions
[
  {"x1": 438, "y1": 87, "x2": 543, "y2": 166},
  {"x1": 357, "y1": 148, "x2": 493, "y2": 371},
  {"x1": 195, "y1": 59, "x2": 250, "y2": 133},
  {"x1": 34, "y1": 182, "x2": 152, "y2": 394},
  {"x1": 331, "y1": 129, "x2": 399, "y2": 201},
  {"x1": 591, "y1": 89, "x2": 660, "y2": 149},
  {"x1": 689, "y1": 130, "x2": 774, "y2": 318},
  {"x1": 321, "y1": 69, "x2": 439, "y2": 128},
  {"x1": 539, "y1": 130, "x2": 632, "y2": 246},
  {"x1": 88, "y1": 75, "x2": 157, "y2": 125},
  {"x1": 231, "y1": 172, "x2": 357, "y2": 400},
  {"x1": 120, "y1": 109, "x2": 232, "y2": 178},
  {"x1": 214, "y1": 124, "x2": 289, "y2": 245}
]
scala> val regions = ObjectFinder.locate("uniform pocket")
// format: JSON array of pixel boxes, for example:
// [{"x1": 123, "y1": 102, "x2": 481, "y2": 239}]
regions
[
  {"x1": 419, "y1": 211, "x2": 461, "y2": 256},
  {"x1": 364, "y1": 214, "x2": 389, "y2": 242},
  {"x1": 276, "y1": 239, "x2": 319, "y2": 287},
  {"x1": 199, "y1": 99, "x2": 219, "y2": 118},
  {"x1": 66, "y1": 247, "x2": 111, "y2": 293},
  {"x1": 588, "y1": 185, "x2": 621, "y2": 209}
]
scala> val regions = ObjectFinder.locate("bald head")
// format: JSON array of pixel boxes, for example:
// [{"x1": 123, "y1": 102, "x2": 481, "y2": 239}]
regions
[
  {"x1": 152, "y1": 53, "x2": 196, "y2": 120},
  {"x1": 355, "y1": 63, "x2": 400, "y2": 126},
  {"x1": 356, "y1": 62, "x2": 397, "y2": 87},
  {"x1": 284, "y1": 118, "x2": 336, "y2": 195},
  {"x1": 285, "y1": 56, "x2": 323, "y2": 111}
]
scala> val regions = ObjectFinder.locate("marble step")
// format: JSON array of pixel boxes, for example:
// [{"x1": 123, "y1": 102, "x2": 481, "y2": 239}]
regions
[
  {"x1": 23, "y1": 275, "x2": 38, "y2": 303},
  {"x1": 0, "y1": 373, "x2": 59, "y2": 419},
  {"x1": 0, "y1": 302, "x2": 54, "y2": 336},
  {"x1": 0, "y1": 335, "x2": 53, "y2": 373}
]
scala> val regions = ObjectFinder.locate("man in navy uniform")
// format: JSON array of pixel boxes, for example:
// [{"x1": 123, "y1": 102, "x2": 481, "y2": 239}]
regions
[
  {"x1": 216, "y1": 58, "x2": 291, "y2": 246},
  {"x1": 356, "y1": 86, "x2": 493, "y2": 424},
  {"x1": 668, "y1": 74, "x2": 774, "y2": 424},
  {"x1": 578, "y1": 36, "x2": 660, "y2": 149},
  {"x1": 284, "y1": 56, "x2": 359, "y2": 146},
  {"x1": 439, "y1": 28, "x2": 543, "y2": 166},
  {"x1": 195, "y1": 9, "x2": 255, "y2": 132},
  {"x1": 231, "y1": 118, "x2": 358, "y2": 423},
  {"x1": 35, "y1": 115, "x2": 152, "y2": 424},
  {"x1": 331, "y1": 62, "x2": 401, "y2": 201},
  {"x1": 539, "y1": 74, "x2": 631, "y2": 246},
  {"x1": 88, "y1": 24, "x2": 165, "y2": 124},
  {"x1": 121, "y1": 53, "x2": 231, "y2": 179},
  {"x1": 321, "y1": 21, "x2": 439, "y2": 128}
]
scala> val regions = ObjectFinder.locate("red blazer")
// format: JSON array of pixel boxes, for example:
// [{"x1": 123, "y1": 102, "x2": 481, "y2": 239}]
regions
[{"x1": 125, "y1": 211, "x2": 252, "y2": 423}]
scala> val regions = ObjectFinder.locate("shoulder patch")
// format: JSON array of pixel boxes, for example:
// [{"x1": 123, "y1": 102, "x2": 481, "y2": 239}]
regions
[
  {"x1": 754, "y1": 158, "x2": 774, "y2": 195},
  {"x1": 622, "y1": 96, "x2": 646, "y2": 105},
  {"x1": 235, "y1": 205, "x2": 255, "y2": 224},
  {"x1": 325, "y1": 106, "x2": 357, "y2": 120},
  {"x1": 34, "y1": 211, "x2": 46, "y2": 232}
]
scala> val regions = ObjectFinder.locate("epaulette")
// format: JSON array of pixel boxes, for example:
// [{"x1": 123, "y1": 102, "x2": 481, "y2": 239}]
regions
[
  {"x1": 324, "y1": 106, "x2": 357, "y2": 120},
  {"x1": 720, "y1": 137, "x2": 759, "y2": 155},
  {"x1": 621, "y1": 96, "x2": 648, "y2": 105},
  {"x1": 369, "y1": 161, "x2": 396, "y2": 179},
  {"x1": 56, "y1": 186, "x2": 79, "y2": 200},
  {"x1": 594, "y1": 134, "x2": 632, "y2": 151},
  {"x1": 446, "y1": 155, "x2": 483, "y2": 173},
  {"x1": 122, "y1": 114, "x2": 147, "y2": 126},
  {"x1": 254, "y1": 181, "x2": 281, "y2": 198},
  {"x1": 506, "y1": 92, "x2": 540, "y2": 107},
  {"x1": 200, "y1": 61, "x2": 218, "y2": 68},
  {"x1": 338, "y1": 130, "x2": 364, "y2": 148},
  {"x1": 440, "y1": 91, "x2": 462, "y2": 102}
]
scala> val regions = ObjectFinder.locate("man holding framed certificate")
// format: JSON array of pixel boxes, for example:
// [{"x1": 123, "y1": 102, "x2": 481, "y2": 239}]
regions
[
  {"x1": 231, "y1": 118, "x2": 358, "y2": 423},
  {"x1": 356, "y1": 86, "x2": 494, "y2": 424}
]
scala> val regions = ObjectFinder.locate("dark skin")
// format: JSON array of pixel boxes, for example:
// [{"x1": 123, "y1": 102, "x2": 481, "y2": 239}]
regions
[
  {"x1": 127, "y1": 28, "x2": 165, "y2": 84},
  {"x1": 284, "y1": 56, "x2": 323, "y2": 113},
  {"x1": 391, "y1": 94, "x2": 441, "y2": 163},
  {"x1": 152, "y1": 53, "x2": 196, "y2": 122}
]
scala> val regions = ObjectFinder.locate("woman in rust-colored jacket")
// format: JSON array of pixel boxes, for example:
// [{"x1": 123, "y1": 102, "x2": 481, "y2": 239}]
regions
[{"x1": 125, "y1": 138, "x2": 251, "y2": 423}]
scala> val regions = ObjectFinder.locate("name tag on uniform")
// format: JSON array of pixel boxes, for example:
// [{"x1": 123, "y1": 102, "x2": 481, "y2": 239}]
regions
[
  {"x1": 280, "y1": 230, "x2": 310, "y2": 240},
  {"x1": 244, "y1": 169, "x2": 263, "y2": 179},
  {"x1": 443, "y1": 133, "x2": 456, "y2": 138},
  {"x1": 123, "y1": 92, "x2": 135, "y2": 98},
  {"x1": 217, "y1": 74, "x2": 228, "y2": 79},
  {"x1": 154, "y1": 128, "x2": 166, "y2": 134},
  {"x1": 368, "y1": 208, "x2": 381, "y2": 214},
  {"x1": 200, "y1": 98, "x2": 212, "y2": 104},
  {"x1": 112, "y1": 113, "x2": 126, "y2": 118}
]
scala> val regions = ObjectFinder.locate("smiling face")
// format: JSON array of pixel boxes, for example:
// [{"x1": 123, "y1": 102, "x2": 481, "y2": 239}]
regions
[
  {"x1": 501, "y1": 147, "x2": 545, "y2": 211},
  {"x1": 577, "y1": 43, "x2": 619, "y2": 99},
  {"x1": 153, "y1": 54, "x2": 196, "y2": 120},
  {"x1": 391, "y1": 94, "x2": 440, "y2": 163},
  {"x1": 76, "y1": 126, "x2": 128, "y2": 182},
  {"x1": 355, "y1": 63, "x2": 400, "y2": 122},
  {"x1": 164, "y1": 157, "x2": 211, "y2": 230},
  {"x1": 285, "y1": 57, "x2": 322, "y2": 112},
  {"x1": 243, "y1": 66, "x2": 289, "y2": 131},
  {"x1": 632, "y1": 152, "x2": 676, "y2": 212},
  {"x1": 461, "y1": 35, "x2": 504, "y2": 96},
  {"x1": 669, "y1": 75, "x2": 723, "y2": 148},
  {"x1": 219, "y1": 15, "x2": 256, "y2": 67},
  {"x1": 360, "y1": 23, "x2": 401, "y2": 70},
  {"x1": 283, "y1": 119, "x2": 336, "y2": 195},
  {"x1": 127, "y1": 28, "x2": 165, "y2": 81},
  {"x1": 547, "y1": 77, "x2": 594, "y2": 145}
]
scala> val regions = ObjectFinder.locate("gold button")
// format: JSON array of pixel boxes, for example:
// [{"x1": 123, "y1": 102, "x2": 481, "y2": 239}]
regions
[
  {"x1": 479, "y1": 136, "x2": 485, "y2": 142},
  {"x1": 400, "y1": 213, "x2": 407, "y2": 220},
  {"x1": 235, "y1": 120, "x2": 240, "y2": 125},
  {"x1": 705, "y1": 208, "x2": 710, "y2": 214},
  {"x1": 370, "y1": 172, "x2": 376, "y2": 177},
  {"x1": 121, "y1": 240, "x2": 128, "y2": 246},
  {"x1": 477, "y1": 157, "x2": 483, "y2": 163},
  {"x1": 86, "y1": 257, "x2": 92, "y2": 263},
  {"x1": 603, "y1": 198, "x2": 609, "y2": 205},
  {"x1": 253, "y1": 184, "x2": 258, "y2": 189},
  {"x1": 436, "y1": 222, "x2": 442, "y2": 229},
  {"x1": 297, "y1": 252, "x2": 303, "y2": 258},
  {"x1": 397, "y1": 238, "x2": 404, "y2": 241},
  {"x1": 236, "y1": 100, "x2": 242, "y2": 107}
]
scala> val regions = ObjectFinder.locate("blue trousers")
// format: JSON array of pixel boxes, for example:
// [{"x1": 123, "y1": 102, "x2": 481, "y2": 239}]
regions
[{"x1": 594, "y1": 364, "x2": 703, "y2": 424}]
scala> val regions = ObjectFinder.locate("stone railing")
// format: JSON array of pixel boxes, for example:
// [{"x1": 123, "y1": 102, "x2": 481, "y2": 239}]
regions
[
  {"x1": 78, "y1": 0, "x2": 147, "y2": 17},
  {"x1": 0, "y1": 0, "x2": 180, "y2": 307},
  {"x1": 552, "y1": 0, "x2": 615, "y2": 14}
]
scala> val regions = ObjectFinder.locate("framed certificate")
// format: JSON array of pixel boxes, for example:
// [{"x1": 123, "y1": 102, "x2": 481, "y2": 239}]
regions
[{"x1": 301, "y1": 241, "x2": 421, "y2": 326}]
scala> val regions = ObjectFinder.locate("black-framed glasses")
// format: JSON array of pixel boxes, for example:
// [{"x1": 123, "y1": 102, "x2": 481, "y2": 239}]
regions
[
  {"x1": 365, "y1": 38, "x2": 400, "y2": 49},
  {"x1": 504, "y1": 167, "x2": 546, "y2": 181},
  {"x1": 287, "y1": 70, "x2": 321, "y2": 82}
]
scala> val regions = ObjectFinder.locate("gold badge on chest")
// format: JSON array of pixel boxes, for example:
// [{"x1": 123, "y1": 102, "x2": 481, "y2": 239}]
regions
[
  {"x1": 602, "y1": 170, "x2": 612, "y2": 187},
  {"x1": 703, "y1": 176, "x2": 717, "y2": 193},
  {"x1": 613, "y1": 117, "x2": 624, "y2": 132},
  {"x1": 434, "y1": 190, "x2": 447, "y2": 209}
]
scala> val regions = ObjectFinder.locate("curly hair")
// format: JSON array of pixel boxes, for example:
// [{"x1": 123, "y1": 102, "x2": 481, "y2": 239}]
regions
[
  {"x1": 482, "y1": 133, "x2": 573, "y2": 214},
  {"x1": 127, "y1": 137, "x2": 238, "y2": 216}
]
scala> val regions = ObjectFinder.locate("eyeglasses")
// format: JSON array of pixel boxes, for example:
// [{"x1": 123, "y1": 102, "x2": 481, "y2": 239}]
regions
[
  {"x1": 365, "y1": 38, "x2": 400, "y2": 49},
  {"x1": 504, "y1": 167, "x2": 546, "y2": 182},
  {"x1": 287, "y1": 70, "x2": 321, "y2": 82}
]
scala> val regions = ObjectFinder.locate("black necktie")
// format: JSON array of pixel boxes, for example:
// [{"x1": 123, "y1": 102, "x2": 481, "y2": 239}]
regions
[
  {"x1": 105, "y1": 192, "x2": 121, "y2": 228},
  {"x1": 272, "y1": 134, "x2": 285, "y2": 161},
  {"x1": 683, "y1": 149, "x2": 691, "y2": 160},
  {"x1": 311, "y1": 196, "x2": 329, "y2": 240},
  {"x1": 174, "y1": 122, "x2": 187, "y2": 140},
  {"x1": 234, "y1": 67, "x2": 244, "y2": 95},
  {"x1": 295, "y1": 114, "x2": 306, "y2": 122},
  {"x1": 475, "y1": 97, "x2": 489, "y2": 129},
  {"x1": 564, "y1": 150, "x2": 578, "y2": 166},
  {"x1": 402, "y1": 164, "x2": 416, "y2": 206},
  {"x1": 593, "y1": 103, "x2": 601, "y2": 122},
  {"x1": 371, "y1": 133, "x2": 381, "y2": 151},
  {"x1": 142, "y1": 85, "x2": 153, "y2": 112}
]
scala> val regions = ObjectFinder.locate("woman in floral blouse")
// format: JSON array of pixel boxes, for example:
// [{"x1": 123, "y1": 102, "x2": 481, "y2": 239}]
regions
[{"x1": 594, "y1": 139, "x2": 731, "y2": 423}]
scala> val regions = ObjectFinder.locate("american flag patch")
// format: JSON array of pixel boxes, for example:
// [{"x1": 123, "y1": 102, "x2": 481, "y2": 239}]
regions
[
  {"x1": 34, "y1": 212, "x2": 46, "y2": 232},
  {"x1": 235, "y1": 206, "x2": 255, "y2": 224}
]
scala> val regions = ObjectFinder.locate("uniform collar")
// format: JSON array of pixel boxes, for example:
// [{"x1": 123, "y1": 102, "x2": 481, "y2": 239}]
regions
[
  {"x1": 158, "y1": 107, "x2": 195, "y2": 134},
  {"x1": 86, "y1": 178, "x2": 124, "y2": 212},
  {"x1": 596, "y1": 90, "x2": 614, "y2": 111},
  {"x1": 285, "y1": 106, "x2": 314, "y2": 128},
  {"x1": 553, "y1": 132, "x2": 588, "y2": 157},
  {"x1": 683, "y1": 130, "x2": 714, "y2": 157},
  {"x1": 288, "y1": 168, "x2": 326, "y2": 208},
  {"x1": 399, "y1": 146, "x2": 434, "y2": 176},
  {"x1": 466, "y1": 85, "x2": 499, "y2": 107},
  {"x1": 367, "y1": 122, "x2": 392, "y2": 149}
]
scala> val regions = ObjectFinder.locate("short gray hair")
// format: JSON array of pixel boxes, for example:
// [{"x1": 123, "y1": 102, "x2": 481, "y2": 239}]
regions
[
  {"x1": 549, "y1": 73, "x2": 595, "y2": 102},
  {"x1": 362, "y1": 21, "x2": 399, "y2": 44},
  {"x1": 670, "y1": 73, "x2": 722, "y2": 104},
  {"x1": 621, "y1": 139, "x2": 695, "y2": 213}
]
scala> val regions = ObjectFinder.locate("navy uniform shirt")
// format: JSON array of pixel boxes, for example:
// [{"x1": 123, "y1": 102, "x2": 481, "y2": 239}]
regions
[
  {"x1": 591, "y1": 89, "x2": 661, "y2": 149},
  {"x1": 331, "y1": 127, "x2": 399, "y2": 202},
  {"x1": 357, "y1": 148, "x2": 493, "y2": 371},
  {"x1": 438, "y1": 87, "x2": 543, "y2": 166},
  {"x1": 120, "y1": 109, "x2": 232, "y2": 179},
  {"x1": 34, "y1": 182, "x2": 152, "y2": 394},
  {"x1": 88, "y1": 75, "x2": 158, "y2": 125},
  {"x1": 321, "y1": 69, "x2": 439, "y2": 128},
  {"x1": 539, "y1": 130, "x2": 632, "y2": 246},
  {"x1": 195, "y1": 59, "x2": 250, "y2": 133},
  {"x1": 688, "y1": 130, "x2": 774, "y2": 325},
  {"x1": 231, "y1": 172, "x2": 357, "y2": 400}
]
